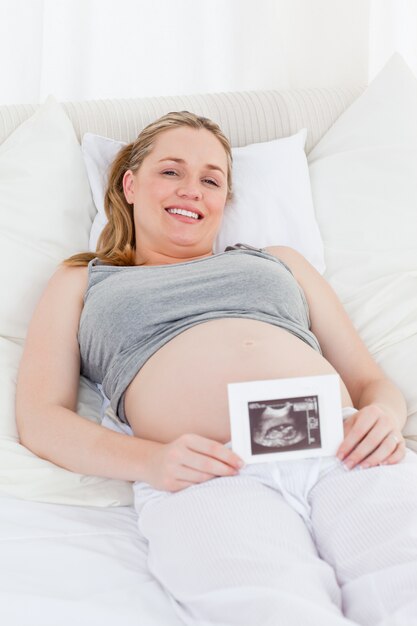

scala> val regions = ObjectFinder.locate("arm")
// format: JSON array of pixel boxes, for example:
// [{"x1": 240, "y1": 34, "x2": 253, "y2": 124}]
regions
[
  {"x1": 16, "y1": 266, "x2": 242, "y2": 488},
  {"x1": 265, "y1": 245, "x2": 407, "y2": 469},
  {"x1": 15, "y1": 265, "x2": 163, "y2": 482}
]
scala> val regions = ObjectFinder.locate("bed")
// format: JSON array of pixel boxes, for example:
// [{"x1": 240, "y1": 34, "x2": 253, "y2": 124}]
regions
[{"x1": 1, "y1": 52, "x2": 416, "y2": 625}]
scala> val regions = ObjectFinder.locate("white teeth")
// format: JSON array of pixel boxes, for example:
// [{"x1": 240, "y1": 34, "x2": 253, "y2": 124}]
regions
[{"x1": 167, "y1": 208, "x2": 199, "y2": 220}]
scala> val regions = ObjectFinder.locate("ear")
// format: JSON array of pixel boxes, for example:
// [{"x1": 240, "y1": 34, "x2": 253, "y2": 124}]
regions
[{"x1": 122, "y1": 170, "x2": 135, "y2": 204}]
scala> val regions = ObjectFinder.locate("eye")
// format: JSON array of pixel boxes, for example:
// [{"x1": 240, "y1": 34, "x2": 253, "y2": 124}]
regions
[
  {"x1": 162, "y1": 170, "x2": 178, "y2": 177},
  {"x1": 203, "y1": 178, "x2": 220, "y2": 187}
]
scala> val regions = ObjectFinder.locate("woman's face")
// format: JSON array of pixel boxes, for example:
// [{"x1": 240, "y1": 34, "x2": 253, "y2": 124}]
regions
[{"x1": 123, "y1": 126, "x2": 229, "y2": 262}]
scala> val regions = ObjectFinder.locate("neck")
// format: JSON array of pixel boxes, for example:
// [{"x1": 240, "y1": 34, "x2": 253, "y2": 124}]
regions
[{"x1": 135, "y1": 246, "x2": 214, "y2": 266}]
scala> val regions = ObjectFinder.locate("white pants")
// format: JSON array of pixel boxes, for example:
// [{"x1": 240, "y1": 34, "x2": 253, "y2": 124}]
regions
[{"x1": 133, "y1": 411, "x2": 417, "y2": 626}]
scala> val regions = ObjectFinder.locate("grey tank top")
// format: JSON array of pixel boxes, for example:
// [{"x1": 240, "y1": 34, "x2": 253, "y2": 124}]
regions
[{"x1": 78, "y1": 243, "x2": 321, "y2": 425}]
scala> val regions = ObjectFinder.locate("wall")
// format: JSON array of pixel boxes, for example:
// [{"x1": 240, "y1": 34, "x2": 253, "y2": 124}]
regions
[
  {"x1": 369, "y1": 0, "x2": 417, "y2": 79},
  {"x1": 0, "y1": 0, "x2": 370, "y2": 104}
]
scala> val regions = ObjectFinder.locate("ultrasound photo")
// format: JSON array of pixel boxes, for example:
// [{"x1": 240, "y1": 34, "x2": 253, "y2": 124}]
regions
[
  {"x1": 248, "y1": 395, "x2": 321, "y2": 455},
  {"x1": 228, "y1": 374, "x2": 344, "y2": 463}
]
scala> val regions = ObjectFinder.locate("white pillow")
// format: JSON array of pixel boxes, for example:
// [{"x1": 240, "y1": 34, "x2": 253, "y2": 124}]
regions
[
  {"x1": 0, "y1": 97, "x2": 133, "y2": 505},
  {"x1": 308, "y1": 53, "x2": 417, "y2": 450},
  {"x1": 82, "y1": 129, "x2": 326, "y2": 273}
]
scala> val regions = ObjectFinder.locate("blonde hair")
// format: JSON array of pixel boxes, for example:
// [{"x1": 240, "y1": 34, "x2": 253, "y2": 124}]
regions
[{"x1": 63, "y1": 111, "x2": 233, "y2": 267}]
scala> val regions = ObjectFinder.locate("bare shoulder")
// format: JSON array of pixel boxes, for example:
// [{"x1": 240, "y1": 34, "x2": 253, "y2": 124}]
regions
[
  {"x1": 46, "y1": 263, "x2": 89, "y2": 302},
  {"x1": 263, "y1": 245, "x2": 312, "y2": 278},
  {"x1": 26, "y1": 263, "x2": 90, "y2": 338},
  {"x1": 50, "y1": 263, "x2": 89, "y2": 287}
]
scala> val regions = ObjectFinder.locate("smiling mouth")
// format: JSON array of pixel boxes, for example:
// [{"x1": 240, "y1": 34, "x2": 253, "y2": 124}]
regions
[
  {"x1": 165, "y1": 207, "x2": 202, "y2": 222},
  {"x1": 165, "y1": 208, "x2": 202, "y2": 222}
]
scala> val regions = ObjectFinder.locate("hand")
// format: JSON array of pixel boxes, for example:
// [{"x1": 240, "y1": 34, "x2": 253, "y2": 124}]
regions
[
  {"x1": 144, "y1": 433, "x2": 245, "y2": 492},
  {"x1": 336, "y1": 404, "x2": 406, "y2": 470}
]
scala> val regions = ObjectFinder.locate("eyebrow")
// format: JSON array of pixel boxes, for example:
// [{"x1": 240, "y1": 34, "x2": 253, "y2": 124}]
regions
[{"x1": 158, "y1": 157, "x2": 226, "y2": 177}]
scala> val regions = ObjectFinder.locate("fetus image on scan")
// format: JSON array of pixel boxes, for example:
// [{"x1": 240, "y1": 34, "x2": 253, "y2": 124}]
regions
[{"x1": 248, "y1": 396, "x2": 321, "y2": 455}]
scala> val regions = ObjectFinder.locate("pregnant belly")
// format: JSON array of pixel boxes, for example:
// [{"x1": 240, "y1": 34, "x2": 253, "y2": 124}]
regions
[{"x1": 124, "y1": 318, "x2": 353, "y2": 444}]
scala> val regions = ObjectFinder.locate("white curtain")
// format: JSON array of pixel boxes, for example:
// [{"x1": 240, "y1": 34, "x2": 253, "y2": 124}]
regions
[
  {"x1": 369, "y1": 0, "x2": 417, "y2": 80},
  {"x1": 1, "y1": 0, "x2": 412, "y2": 105}
]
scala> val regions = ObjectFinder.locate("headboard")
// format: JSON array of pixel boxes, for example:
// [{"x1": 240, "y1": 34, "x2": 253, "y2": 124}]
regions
[{"x1": 0, "y1": 86, "x2": 365, "y2": 153}]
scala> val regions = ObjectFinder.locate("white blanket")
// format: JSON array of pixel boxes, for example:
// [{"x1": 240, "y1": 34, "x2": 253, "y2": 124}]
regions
[{"x1": 0, "y1": 494, "x2": 183, "y2": 626}]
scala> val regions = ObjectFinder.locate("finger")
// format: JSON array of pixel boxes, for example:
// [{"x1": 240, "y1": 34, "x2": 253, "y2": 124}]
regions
[
  {"x1": 378, "y1": 436, "x2": 407, "y2": 466},
  {"x1": 175, "y1": 466, "x2": 217, "y2": 484},
  {"x1": 356, "y1": 431, "x2": 402, "y2": 469},
  {"x1": 337, "y1": 415, "x2": 355, "y2": 456},
  {"x1": 342, "y1": 414, "x2": 355, "y2": 438},
  {"x1": 342, "y1": 422, "x2": 392, "y2": 469},
  {"x1": 170, "y1": 479, "x2": 200, "y2": 492},
  {"x1": 181, "y1": 448, "x2": 241, "y2": 478},
  {"x1": 185, "y1": 434, "x2": 244, "y2": 469},
  {"x1": 337, "y1": 411, "x2": 379, "y2": 461},
  {"x1": 175, "y1": 465, "x2": 234, "y2": 485}
]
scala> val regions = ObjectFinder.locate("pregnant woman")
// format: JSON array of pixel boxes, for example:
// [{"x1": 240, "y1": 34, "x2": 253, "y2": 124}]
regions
[{"x1": 16, "y1": 111, "x2": 417, "y2": 626}]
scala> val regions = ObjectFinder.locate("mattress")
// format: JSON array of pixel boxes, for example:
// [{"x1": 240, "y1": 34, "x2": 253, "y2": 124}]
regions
[{"x1": 0, "y1": 493, "x2": 183, "y2": 626}]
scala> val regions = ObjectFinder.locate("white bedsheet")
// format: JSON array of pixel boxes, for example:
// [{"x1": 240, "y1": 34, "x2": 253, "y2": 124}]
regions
[{"x1": 0, "y1": 494, "x2": 183, "y2": 626}]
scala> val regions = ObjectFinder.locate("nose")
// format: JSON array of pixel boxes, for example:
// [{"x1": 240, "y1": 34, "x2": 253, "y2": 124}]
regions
[{"x1": 176, "y1": 181, "x2": 202, "y2": 200}]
